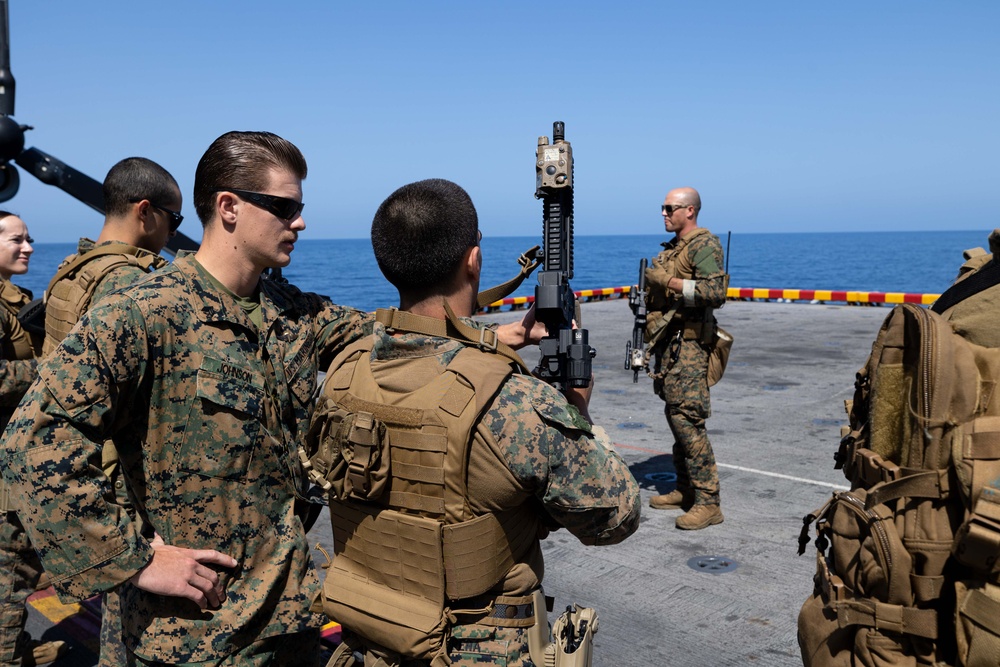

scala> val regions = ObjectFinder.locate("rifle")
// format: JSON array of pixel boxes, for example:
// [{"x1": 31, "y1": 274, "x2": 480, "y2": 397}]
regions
[
  {"x1": 624, "y1": 258, "x2": 648, "y2": 382},
  {"x1": 533, "y1": 121, "x2": 594, "y2": 389}
]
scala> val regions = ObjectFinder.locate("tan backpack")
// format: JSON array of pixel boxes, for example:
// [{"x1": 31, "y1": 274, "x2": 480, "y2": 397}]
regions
[{"x1": 797, "y1": 276, "x2": 1000, "y2": 666}]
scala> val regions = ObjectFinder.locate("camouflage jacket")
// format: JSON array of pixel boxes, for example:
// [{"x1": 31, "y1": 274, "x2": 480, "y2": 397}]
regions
[
  {"x1": 357, "y1": 320, "x2": 641, "y2": 595},
  {"x1": 0, "y1": 280, "x2": 38, "y2": 427},
  {"x1": 645, "y1": 227, "x2": 727, "y2": 316},
  {"x1": 0, "y1": 253, "x2": 372, "y2": 662}
]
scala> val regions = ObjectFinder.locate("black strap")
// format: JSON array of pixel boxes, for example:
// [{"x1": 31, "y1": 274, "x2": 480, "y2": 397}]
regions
[{"x1": 931, "y1": 259, "x2": 1000, "y2": 313}]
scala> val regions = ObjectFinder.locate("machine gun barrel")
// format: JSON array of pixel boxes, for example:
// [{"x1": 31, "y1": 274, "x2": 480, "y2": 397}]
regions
[
  {"x1": 625, "y1": 258, "x2": 648, "y2": 382},
  {"x1": 533, "y1": 121, "x2": 593, "y2": 389}
]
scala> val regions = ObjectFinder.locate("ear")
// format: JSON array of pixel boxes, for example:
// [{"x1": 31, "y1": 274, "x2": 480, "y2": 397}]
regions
[
  {"x1": 217, "y1": 192, "x2": 239, "y2": 225},
  {"x1": 465, "y1": 245, "x2": 481, "y2": 281},
  {"x1": 134, "y1": 199, "x2": 151, "y2": 220}
]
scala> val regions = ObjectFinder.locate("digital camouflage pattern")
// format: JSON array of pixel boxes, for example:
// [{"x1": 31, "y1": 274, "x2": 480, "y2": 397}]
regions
[
  {"x1": 645, "y1": 228, "x2": 726, "y2": 506},
  {"x1": 0, "y1": 253, "x2": 372, "y2": 664},
  {"x1": 43, "y1": 237, "x2": 169, "y2": 667},
  {"x1": 0, "y1": 280, "x2": 44, "y2": 667},
  {"x1": 323, "y1": 321, "x2": 640, "y2": 666}
]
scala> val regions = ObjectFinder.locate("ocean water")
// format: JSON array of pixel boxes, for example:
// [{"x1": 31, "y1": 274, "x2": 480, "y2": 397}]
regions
[{"x1": 11, "y1": 230, "x2": 992, "y2": 313}]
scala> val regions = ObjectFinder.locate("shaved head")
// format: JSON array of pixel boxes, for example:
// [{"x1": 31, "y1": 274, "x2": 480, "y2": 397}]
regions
[{"x1": 667, "y1": 187, "x2": 701, "y2": 213}]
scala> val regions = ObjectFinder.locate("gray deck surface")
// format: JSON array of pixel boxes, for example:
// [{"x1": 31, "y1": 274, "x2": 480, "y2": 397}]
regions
[{"x1": 26, "y1": 298, "x2": 893, "y2": 666}]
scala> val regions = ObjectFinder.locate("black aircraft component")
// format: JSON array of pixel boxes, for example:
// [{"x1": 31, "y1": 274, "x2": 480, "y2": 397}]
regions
[{"x1": 0, "y1": 0, "x2": 197, "y2": 254}]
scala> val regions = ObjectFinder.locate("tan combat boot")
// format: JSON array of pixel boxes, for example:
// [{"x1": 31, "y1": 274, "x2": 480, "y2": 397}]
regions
[
  {"x1": 23, "y1": 637, "x2": 67, "y2": 667},
  {"x1": 675, "y1": 504, "x2": 724, "y2": 530},
  {"x1": 649, "y1": 489, "x2": 692, "y2": 510}
]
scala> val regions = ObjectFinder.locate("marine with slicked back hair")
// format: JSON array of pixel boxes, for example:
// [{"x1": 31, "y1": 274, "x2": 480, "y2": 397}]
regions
[
  {"x1": 308, "y1": 177, "x2": 640, "y2": 667},
  {"x1": 193, "y1": 130, "x2": 308, "y2": 226},
  {"x1": 3, "y1": 130, "x2": 377, "y2": 666}
]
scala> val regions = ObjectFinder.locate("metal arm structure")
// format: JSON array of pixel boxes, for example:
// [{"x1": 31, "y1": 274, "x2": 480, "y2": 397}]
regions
[
  {"x1": 0, "y1": 0, "x2": 197, "y2": 254},
  {"x1": 533, "y1": 121, "x2": 594, "y2": 389}
]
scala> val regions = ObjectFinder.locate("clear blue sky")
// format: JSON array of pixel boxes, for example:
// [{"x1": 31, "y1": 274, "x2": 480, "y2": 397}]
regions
[{"x1": 3, "y1": 1, "x2": 998, "y2": 243}]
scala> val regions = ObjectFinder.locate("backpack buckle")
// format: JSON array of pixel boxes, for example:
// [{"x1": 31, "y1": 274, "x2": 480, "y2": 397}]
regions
[{"x1": 478, "y1": 327, "x2": 498, "y2": 352}]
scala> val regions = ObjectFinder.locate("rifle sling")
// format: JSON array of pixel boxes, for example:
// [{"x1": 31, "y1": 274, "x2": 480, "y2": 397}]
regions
[{"x1": 476, "y1": 245, "x2": 541, "y2": 309}]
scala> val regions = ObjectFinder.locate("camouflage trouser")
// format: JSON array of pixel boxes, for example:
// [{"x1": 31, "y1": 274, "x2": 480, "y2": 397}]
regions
[
  {"x1": 447, "y1": 624, "x2": 532, "y2": 666},
  {"x1": 655, "y1": 336, "x2": 720, "y2": 506},
  {"x1": 126, "y1": 629, "x2": 320, "y2": 666},
  {"x1": 98, "y1": 589, "x2": 126, "y2": 667},
  {"x1": 387, "y1": 624, "x2": 533, "y2": 667},
  {"x1": 0, "y1": 511, "x2": 44, "y2": 666}
]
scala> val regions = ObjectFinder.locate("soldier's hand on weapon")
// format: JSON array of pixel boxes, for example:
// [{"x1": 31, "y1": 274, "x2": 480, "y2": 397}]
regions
[
  {"x1": 130, "y1": 533, "x2": 238, "y2": 610},
  {"x1": 496, "y1": 304, "x2": 548, "y2": 350},
  {"x1": 645, "y1": 259, "x2": 671, "y2": 289},
  {"x1": 563, "y1": 374, "x2": 595, "y2": 425}
]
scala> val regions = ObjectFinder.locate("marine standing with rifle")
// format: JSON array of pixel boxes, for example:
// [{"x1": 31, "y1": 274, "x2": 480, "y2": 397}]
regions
[
  {"x1": 305, "y1": 177, "x2": 640, "y2": 667},
  {"x1": 645, "y1": 187, "x2": 728, "y2": 530}
]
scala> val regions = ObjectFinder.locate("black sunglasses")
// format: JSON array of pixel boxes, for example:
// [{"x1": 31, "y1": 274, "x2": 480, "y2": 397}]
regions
[
  {"x1": 215, "y1": 188, "x2": 305, "y2": 221},
  {"x1": 661, "y1": 204, "x2": 688, "y2": 216},
  {"x1": 131, "y1": 199, "x2": 184, "y2": 232}
]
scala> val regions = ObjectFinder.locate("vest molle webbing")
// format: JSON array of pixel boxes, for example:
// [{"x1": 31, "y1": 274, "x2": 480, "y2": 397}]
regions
[
  {"x1": 304, "y1": 320, "x2": 541, "y2": 665},
  {"x1": 43, "y1": 243, "x2": 165, "y2": 355}
]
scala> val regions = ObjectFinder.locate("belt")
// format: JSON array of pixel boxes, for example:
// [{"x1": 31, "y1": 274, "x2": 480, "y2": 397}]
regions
[{"x1": 489, "y1": 600, "x2": 534, "y2": 620}]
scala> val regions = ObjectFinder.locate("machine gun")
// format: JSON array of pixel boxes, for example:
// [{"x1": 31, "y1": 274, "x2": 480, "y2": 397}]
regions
[
  {"x1": 624, "y1": 257, "x2": 647, "y2": 382},
  {"x1": 533, "y1": 121, "x2": 594, "y2": 389}
]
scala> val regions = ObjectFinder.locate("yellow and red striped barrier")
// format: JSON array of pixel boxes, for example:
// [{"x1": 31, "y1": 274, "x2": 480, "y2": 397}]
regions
[
  {"x1": 477, "y1": 285, "x2": 940, "y2": 313},
  {"x1": 727, "y1": 288, "x2": 940, "y2": 305}
]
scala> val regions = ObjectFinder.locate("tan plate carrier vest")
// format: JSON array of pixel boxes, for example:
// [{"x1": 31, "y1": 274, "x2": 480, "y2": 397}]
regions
[
  {"x1": 303, "y1": 311, "x2": 541, "y2": 666},
  {"x1": 42, "y1": 243, "x2": 166, "y2": 356}
]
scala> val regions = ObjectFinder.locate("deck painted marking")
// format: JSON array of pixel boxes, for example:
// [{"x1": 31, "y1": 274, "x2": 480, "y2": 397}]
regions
[{"x1": 614, "y1": 442, "x2": 849, "y2": 490}]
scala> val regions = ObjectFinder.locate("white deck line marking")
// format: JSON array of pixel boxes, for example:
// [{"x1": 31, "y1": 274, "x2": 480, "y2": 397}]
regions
[{"x1": 717, "y1": 462, "x2": 849, "y2": 490}]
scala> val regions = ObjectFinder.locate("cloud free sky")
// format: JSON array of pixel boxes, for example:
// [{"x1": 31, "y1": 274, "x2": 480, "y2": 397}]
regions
[{"x1": 4, "y1": 1, "x2": 997, "y2": 242}]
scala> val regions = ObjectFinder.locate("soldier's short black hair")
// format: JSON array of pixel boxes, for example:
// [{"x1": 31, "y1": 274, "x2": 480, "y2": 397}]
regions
[
  {"x1": 371, "y1": 179, "x2": 479, "y2": 294},
  {"x1": 103, "y1": 158, "x2": 179, "y2": 218},
  {"x1": 194, "y1": 131, "x2": 307, "y2": 226}
]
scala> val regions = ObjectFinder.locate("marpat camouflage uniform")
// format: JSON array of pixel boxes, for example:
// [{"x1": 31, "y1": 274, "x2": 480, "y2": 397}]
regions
[
  {"x1": 43, "y1": 237, "x2": 169, "y2": 667},
  {"x1": 645, "y1": 229, "x2": 727, "y2": 506},
  {"x1": 320, "y1": 319, "x2": 640, "y2": 666},
  {"x1": 0, "y1": 280, "x2": 46, "y2": 667},
  {"x1": 0, "y1": 253, "x2": 372, "y2": 665}
]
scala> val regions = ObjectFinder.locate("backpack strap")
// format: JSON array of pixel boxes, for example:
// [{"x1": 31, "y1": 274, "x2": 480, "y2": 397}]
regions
[
  {"x1": 44, "y1": 242, "x2": 162, "y2": 298},
  {"x1": 931, "y1": 258, "x2": 1000, "y2": 314}
]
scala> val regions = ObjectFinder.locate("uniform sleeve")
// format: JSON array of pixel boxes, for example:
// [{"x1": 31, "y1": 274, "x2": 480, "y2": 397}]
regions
[
  {"x1": 483, "y1": 375, "x2": 640, "y2": 546},
  {"x1": 312, "y1": 295, "x2": 375, "y2": 368},
  {"x1": 0, "y1": 297, "x2": 154, "y2": 601},
  {"x1": 0, "y1": 309, "x2": 38, "y2": 408},
  {"x1": 686, "y1": 236, "x2": 727, "y2": 309},
  {"x1": 91, "y1": 265, "x2": 148, "y2": 305},
  {"x1": 0, "y1": 358, "x2": 37, "y2": 407}
]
